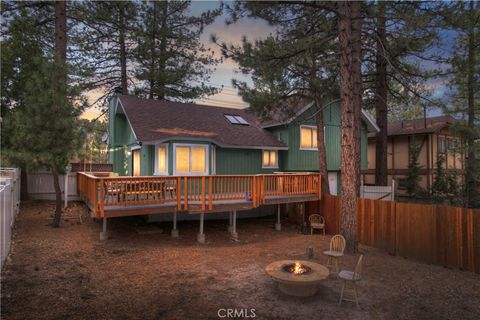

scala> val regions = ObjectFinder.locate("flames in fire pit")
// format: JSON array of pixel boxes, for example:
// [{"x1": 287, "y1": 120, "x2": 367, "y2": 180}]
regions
[{"x1": 282, "y1": 261, "x2": 312, "y2": 275}]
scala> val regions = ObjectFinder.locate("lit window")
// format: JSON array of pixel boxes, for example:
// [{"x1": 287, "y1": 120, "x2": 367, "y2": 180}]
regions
[
  {"x1": 155, "y1": 145, "x2": 167, "y2": 175},
  {"x1": 174, "y1": 144, "x2": 208, "y2": 174},
  {"x1": 263, "y1": 150, "x2": 278, "y2": 168},
  {"x1": 225, "y1": 114, "x2": 249, "y2": 125},
  {"x1": 132, "y1": 149, "x2": 141, "y2": 176},
  {"x1": 300, "y1": 126, "x2": 318, "y2": 149},
  {"x1": 192, "y1": 146, "x2": 206, "y2": 173}
]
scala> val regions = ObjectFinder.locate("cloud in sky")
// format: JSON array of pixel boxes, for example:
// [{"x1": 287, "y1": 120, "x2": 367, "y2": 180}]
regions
[{"x1": 191, "y1": 1, "x2": 274, "y2": 108}]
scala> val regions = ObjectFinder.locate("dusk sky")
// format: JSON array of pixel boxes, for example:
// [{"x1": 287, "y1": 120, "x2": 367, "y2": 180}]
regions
[
  {"x1": 83, "y1": 1, "x2": 272, "y2": 119},
  {"x1": 82, "y1": 1, "x2": 450, "y2": 120}
]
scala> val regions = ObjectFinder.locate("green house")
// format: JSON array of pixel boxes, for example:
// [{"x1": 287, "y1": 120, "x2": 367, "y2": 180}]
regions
[{"x1": 108, "y1": 95, "x2": 378, "y2": 195}]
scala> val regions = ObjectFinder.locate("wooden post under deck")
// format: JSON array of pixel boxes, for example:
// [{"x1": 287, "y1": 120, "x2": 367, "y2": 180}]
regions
[
  {"x1": 100, "y1": 217, "x2": 108, "y2": 241},
  {"x1": 171, "y1": 210, "x2": 179, "y2": 238},
  {"x1": 275, "y1": 205, "x2": 281, "y2": 231},
  {"x1": 231, "y1": 210, "x2": 238, "y2": 240},
  {"x1": 228, "y1": 211, "x2": 233, "y2": 233},
  {"x1": 197, "y1": 213, "x2": 205, "y2": 244}
]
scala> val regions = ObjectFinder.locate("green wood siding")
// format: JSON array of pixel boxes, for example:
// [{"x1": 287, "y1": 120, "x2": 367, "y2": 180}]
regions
[
  {"x1": 108, "y1": 97, "x2": 138, "y2": 176},
  {"x1": 215, "y1": 148, "x2": 278, "y2": 175},
  {"x1": 270, "y1": 102, "x2": 369, "y2": 172},
  {"x1": 140, "y1": 145, "x2": 154, "y2": 176}
]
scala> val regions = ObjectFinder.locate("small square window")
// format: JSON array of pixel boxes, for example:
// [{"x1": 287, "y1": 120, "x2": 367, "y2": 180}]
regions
[
  {"x1": 300, "y1": 126, "x2": 318, "y2": 149},
  {"x1": 262, "y1": 150, "x2": 278, "y2": 168}
]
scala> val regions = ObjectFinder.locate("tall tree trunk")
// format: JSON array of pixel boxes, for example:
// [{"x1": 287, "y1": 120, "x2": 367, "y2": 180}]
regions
[
  {"x1": 157, "y1": 0, "x2": 168, "y2": 100},
  {"x1": 149, "y1": 1, "x2": 157, "y2": 99},
  {"x1": 374, "y1": 1, "x2": 388, "y2": 186},
  {"x1": 54, "y1": 1, "x2": 67, "y2": 65},
  {"x1": 118, "y1": 2, "x2": 128, "y2": 95},
  {"x1": 51, "y1": 169, "x2": 63, "y2": 227},
  {"x1": 51, "y1": 0, "x2": 68, "y2": 228},
  {"x1": 314, "y1": 94, "x2": 330, "y2": 195},
  {"x1": 338, "y1": 1, "x2": 363, "y2": 253},
  {"x1": 466, "y1": 0, "x2": 477, "y2": 208}
]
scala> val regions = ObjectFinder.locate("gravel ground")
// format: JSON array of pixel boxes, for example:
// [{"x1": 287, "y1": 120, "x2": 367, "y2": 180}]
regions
[{"x1": 1, "y1": 200, "x2": 479, "y2": 320}]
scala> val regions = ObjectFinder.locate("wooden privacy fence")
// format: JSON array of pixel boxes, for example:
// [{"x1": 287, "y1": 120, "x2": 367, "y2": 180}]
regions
[{"x1": 307, "y1": 195, "x2": 480, "y2": 274}]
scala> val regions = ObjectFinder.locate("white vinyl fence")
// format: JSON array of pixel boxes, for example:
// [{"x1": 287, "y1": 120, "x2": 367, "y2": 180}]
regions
[
  {"x1": 1, "y1": 168, "x2": 21, "y2": 269},
  {"x1": 360, "y1": 180, "x2": 395, "y2": 201},
  {"x1": 27, "y1": 171, "x2": 80, "y2": 205}
]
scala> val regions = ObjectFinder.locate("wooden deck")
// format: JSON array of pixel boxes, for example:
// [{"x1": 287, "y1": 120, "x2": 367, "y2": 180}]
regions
[{"x1": 77, "y1": 172, "x2": 321, "y2": 218}]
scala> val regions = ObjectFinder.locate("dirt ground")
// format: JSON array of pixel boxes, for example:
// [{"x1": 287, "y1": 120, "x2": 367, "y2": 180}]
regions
[{"x1": 1, "y1": 201, "x2": 480, "y2": 320}]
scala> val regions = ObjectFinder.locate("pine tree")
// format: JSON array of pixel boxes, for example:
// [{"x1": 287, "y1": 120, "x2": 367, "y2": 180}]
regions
[
  {"x1": 443, "y1": 1, "x2": 479, "y2": 208},
  {"x1": 1, "y1": 1, "x2": 85, "y2": 226},
  {"x1": 431, "y1": 154, "x2": 448, "y2": 203},
  {"x1": 338, "y1": 1, "x2": 363, "y2": 253},
  {"x1": 70, "y1": 1, "x2": 138, "y2": 98},
  {"x1": 406, "y1": 137, "x2": 423, "y2": 198},
  {"x1": 223, "y1": 1, "x2": 364, "y2": 252},
  {"x1": 363, "y1": 1, "x2": 443, "y2": 186},
  {"x1": 133, "y1": 1, "x2": 222, "y2": 100},
  {"x1": 215, "y1": 2, "x2": 338, "y2": 195}
]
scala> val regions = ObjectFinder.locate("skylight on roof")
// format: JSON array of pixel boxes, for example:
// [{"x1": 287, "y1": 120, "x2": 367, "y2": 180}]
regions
[{"x1": 225, "y1": 114, "x2": 249, "y2": 126}]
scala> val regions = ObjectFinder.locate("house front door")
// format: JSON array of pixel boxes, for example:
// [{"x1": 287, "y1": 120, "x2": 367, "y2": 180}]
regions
[{"x1": 132, "y1": 149, "x2": 141, "y2": 176}]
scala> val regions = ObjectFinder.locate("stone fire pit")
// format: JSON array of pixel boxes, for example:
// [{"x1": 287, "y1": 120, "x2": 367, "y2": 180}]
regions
[{"x1": 265, "y1": 260, "x2": 329, "y2": 297}]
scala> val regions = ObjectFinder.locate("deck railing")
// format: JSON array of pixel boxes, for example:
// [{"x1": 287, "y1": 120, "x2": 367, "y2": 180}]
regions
[{"x1": 77, "y1": 172, "x2": 321, "y2": 218}]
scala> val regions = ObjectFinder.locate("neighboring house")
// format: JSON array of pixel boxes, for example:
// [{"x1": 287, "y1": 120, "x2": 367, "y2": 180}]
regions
[
  {"x1": 108, "y1": 94, "x2": 378, "y2": 195},
  {"x1": 364, "y1": 116, "x2": 465, "y2": 195}
]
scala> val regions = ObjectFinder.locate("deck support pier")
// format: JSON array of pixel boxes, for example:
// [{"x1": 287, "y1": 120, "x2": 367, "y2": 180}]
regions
[
  {"x1": 228, "y1": 211, "x2": 233, "y2": 233},
  {"x1": 275, "y1": 205, "x2": 281, "y2": 231},
  {"x1": 100, "y1": 217, "x2": 108, "y2": 241},
  {"x1": 171, "y1": 211, "x2": 179, "y2": 238},
  {"x1": 197, "y1": 213, "x2": 205, "y2": 244},
  {"x1": 231, "y1": 210, "x2": 238, "y2": 240}
]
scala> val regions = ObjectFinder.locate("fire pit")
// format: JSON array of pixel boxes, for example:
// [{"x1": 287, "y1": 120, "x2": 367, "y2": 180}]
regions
[{"x1": 265, "y1": 260, "x2": 329, "y2": 297}]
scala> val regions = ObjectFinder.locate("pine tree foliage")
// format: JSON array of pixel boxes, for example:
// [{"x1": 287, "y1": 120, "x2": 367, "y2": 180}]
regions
[
  {"x1": 4, "y1": 58, "x2": 85, "y2": 171},
  {"x1": 442, "y1": 1, "x2": 480, "y2": 207},
  {"x1": 431, "y1": 154, "x2": 461, "y2": 205},
  {"x1": 363, "y1": 1, "x2": 444, "y2": 186},
  {"x1": 69, "y1": 1, "x2": 139, "y2": 98},
  {"x1": 362, "y1": 1, "x2": 444, "y2": 112},
  {"x1": 405, "y1": 137, "x2": 424, "y2": 198},
  {"x1": 214, "y1": 2, "x2": 338, "y2": 194},
  {"x1": 133, "y1": 0, "x2": 222, "y2": 100},
  {"x1": 1, "y1": 2, "x2": 52, "y2": 114}
]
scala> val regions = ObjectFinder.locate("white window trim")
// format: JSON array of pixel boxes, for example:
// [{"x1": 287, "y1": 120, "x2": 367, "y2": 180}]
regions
[
  {"x1": 154, "y1": 143, "x2": 169, "y2": 176},
  {"x1": 211, "y1": 145, "x2": 216, "y2": 175},
  {"x1": 299, "y1": 125, "x2": 319, "y2": 151},
  {"x1": 172, "y1": 143, "x2": 210, "y2": 176},
  {"x1": 262, "y1": 149, "x2": 279, "y2": 169}
]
